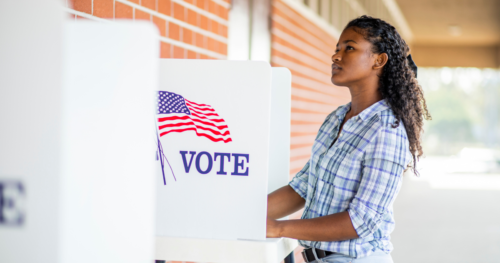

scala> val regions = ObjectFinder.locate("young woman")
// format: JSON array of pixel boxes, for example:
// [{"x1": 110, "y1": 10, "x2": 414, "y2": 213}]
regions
[{"x1": 266, "y1": 16, "x2": 430, "y2": 263}]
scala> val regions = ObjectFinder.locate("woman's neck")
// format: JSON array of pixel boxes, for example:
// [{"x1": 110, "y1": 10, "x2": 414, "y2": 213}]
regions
[{"x1": 347, "y1": 83, "x2": 383, "y2": 117}]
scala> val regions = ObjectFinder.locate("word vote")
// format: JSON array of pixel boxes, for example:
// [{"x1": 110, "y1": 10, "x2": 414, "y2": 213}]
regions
[{"x1": 179, "y1": 151, "x2": 250, "y2": 176}]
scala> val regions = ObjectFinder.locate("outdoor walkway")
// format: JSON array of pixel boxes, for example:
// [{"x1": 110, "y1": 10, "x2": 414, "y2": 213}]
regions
[{"x1": 392, "y1": 157, "x2": 500, "y2": 262}]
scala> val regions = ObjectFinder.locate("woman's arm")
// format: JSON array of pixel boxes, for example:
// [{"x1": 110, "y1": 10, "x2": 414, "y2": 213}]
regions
[
  {"x1": 267, "y1": 185, "x2": 305, "y2": 220},
  {"x1": 267, "y1": 127, "x2": 408, "y2": 241},
  {"x1": 266, "y1": 211, "x2": 358, "y2": 241}
]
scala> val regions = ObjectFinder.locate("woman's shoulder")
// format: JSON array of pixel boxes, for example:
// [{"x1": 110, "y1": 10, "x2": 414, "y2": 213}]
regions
[
  {"x1": 378, "y1": 105, "x2": 409, "y2": 138},
  {"x1": 365, "y1": 104, "x2": 411, "y2": 166}
]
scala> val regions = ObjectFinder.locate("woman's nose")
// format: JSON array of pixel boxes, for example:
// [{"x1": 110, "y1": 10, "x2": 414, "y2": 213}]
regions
[{"x1": 331, "y1": 53, "x2": 340, "y2": 62}]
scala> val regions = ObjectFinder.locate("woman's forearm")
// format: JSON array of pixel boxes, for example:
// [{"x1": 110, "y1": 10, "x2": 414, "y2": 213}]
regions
[
  {"x1": 267, "y1": 185, "x2": 305, "y2": 219},
  {"x1": 272, "y1": 211, "x2": 359, "y2": 241}
]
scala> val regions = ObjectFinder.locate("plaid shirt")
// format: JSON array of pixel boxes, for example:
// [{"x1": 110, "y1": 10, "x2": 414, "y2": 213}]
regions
[{"x1": 289, "y1": 100, "x2": 411, "y2": 258}]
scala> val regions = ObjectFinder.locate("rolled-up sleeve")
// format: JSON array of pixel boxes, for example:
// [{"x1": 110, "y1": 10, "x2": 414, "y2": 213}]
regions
[
  {"x1": 347, "y1": 127, "x2": 408, "y2": 238},
  {"x1": 289, "y1": 160, "x2": 310, "y2": 199}
]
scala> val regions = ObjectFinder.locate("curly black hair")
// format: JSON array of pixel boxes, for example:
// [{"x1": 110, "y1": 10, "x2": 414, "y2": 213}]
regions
[{"x1": 345, "y1": 15, "x2": 431, "y2": 175}]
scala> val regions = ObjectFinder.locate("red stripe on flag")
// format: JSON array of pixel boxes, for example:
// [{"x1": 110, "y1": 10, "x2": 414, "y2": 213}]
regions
[
  {"x1": 185, "y1": 103, "x2": 216, "y2": 112},
  {"x1": 158, "y1": 114, "x2": 225, "y2": 125},
  {"x1": 185, "y1": 99, "x2": 211, "y2": 108},
  {"x1": 158, "y1": 115, "x2": 191, "y2": 122},
  {"x1": 158, "y1": 119, "x2": 229, "y2": 134},
  {"x1": 160, "y1": 127, "x2": 232, "y2": 143},
  {"x1": 189, "y1": 108, "x2": 220, "y2": 117},
  {"x1": 190, "y1": 112, "x2": 224, "y2": 122}
]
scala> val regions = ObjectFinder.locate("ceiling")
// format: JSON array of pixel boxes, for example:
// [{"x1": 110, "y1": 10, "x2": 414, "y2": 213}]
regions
[{"x1": 396, "y1": 0, "x2": 500, "y2": 47}]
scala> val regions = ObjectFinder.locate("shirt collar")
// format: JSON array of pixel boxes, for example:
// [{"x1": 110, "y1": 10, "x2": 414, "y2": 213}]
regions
[
  {"x1": 335, "y1": 102, "x2": 351, "y2": 119},
  {"x1": 335, "y1": 99, "x2": 389, "y2": 122}
]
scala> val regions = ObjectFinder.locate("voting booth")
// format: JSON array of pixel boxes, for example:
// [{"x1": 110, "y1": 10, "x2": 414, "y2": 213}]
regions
[
  {"x1": 0, "y1": 10, "x2": 159, "y2": 263},
  {"x1": 154, "y1": 61, "x2": 296, "y2": 262},
  {"x1": 156, "y1": 60, "x2": 268, "y2": 241}
]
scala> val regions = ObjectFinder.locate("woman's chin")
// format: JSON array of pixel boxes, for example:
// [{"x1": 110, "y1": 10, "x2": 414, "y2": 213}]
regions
[{"x1": 330, "y1": 76, "x2": 345, "y2": 86}]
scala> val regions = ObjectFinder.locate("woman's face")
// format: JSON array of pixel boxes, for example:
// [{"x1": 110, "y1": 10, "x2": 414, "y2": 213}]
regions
[{"x1": 331, "y1": 27, "x2": 380, "y2": 87}]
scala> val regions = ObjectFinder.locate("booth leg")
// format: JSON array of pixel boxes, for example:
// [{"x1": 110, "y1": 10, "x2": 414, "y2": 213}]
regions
[
  {"x1": 284, "y1": 251, "x2": 295, "y2": 263},
  {"x1": 155, "y1": 261, "x2": 165, "y2": 263}
]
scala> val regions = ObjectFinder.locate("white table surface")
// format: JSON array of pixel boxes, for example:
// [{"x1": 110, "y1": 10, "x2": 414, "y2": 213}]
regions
[{"x1": 155, "y1": 236, "x2": 298, "y2": 263}]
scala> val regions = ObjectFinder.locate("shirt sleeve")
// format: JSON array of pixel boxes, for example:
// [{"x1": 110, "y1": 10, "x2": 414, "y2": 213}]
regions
[
  {"x1": 347, "y1": 125, "x2": 409, "y2": 238},
  {"x1": 288, "y1": 160, "x2": 310, "y2": 200}
]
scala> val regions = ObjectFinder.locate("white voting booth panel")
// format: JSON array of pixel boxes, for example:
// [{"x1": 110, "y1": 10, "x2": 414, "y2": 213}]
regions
[
  {"x1": 268, "y1": 68, "x2": 292, "y2": 194},
  {"x1": 59, "y1": 22, "x2": 158, "y2": 263},
  {"x1": 0, "y1": 1, "x2": 63, "y2": 262},
  {"x1": 154, "y1": 62, "x2": 294, "y2": 262},
  {"x1": 156, "y1": 60, "x2": 272, "y2": 241},
  {"x1": 0, "y1": 17, "x2": 158, "y2": 263}
]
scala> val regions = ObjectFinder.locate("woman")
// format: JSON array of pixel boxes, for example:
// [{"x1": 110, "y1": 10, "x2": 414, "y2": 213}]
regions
[{"x1": 266, "y1": 16, "x2": 430, "y2": 263}]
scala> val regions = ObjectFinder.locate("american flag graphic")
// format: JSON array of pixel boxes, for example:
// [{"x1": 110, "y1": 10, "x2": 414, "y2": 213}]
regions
[{"x1": 157, "y1": 91, "x2": 232, "y2": 143}]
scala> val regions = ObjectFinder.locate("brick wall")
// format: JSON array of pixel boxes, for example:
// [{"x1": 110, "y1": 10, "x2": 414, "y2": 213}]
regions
[
  {"x1": 66, "y1": 0, "x2": 229, "y2": 59},
  {"x1": 271, "y1": 0, "x2": 350, "y2": 183},
  {"x1": 271, "y1": 0, "x2": 350, "y2": 261}
]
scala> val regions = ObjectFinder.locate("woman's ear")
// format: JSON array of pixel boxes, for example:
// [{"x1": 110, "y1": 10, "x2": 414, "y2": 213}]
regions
[{"x1": 373, "y1": 53, "x2": 388, "y2": 70}]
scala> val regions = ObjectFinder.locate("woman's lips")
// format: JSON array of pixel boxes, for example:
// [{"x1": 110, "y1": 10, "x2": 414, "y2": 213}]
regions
[{"x1": 331, "y1": 64, "x2": 342, "y2": 73}]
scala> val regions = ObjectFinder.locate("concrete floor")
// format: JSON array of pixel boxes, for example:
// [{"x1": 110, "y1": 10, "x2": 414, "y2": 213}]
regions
[{"x1": 391, "y1": 157, "x2": 500, "y2": 262}]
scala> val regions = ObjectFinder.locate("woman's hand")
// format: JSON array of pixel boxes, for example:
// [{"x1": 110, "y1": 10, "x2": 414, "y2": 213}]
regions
[{"x1": 266, "y1": 218, "x2": 283, "y2": 238}]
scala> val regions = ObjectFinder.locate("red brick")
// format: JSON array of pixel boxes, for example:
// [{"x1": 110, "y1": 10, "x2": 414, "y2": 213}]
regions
[
  {"x1": 128, "y1": 0, "x2": 140, "y2": 4},
  {"x1": 68, "y1": 13, "x2": 76, "y2": 19},
  {"x1": 200, "y1": 54, "x2": 209, "y2": 59},
  {"x1": 93, "y1": 0, "x2": 113, "y2": 18},
  {"x1": 219, "y1": 42, "x2": 227, "y2": 55},
  {"x1": 141, "y1": 0, "x2": 156, "y2": 10},
  {"x1": 207, "y1": 37, "x2": 216, "y2": 52},
  {"x1": 153, "y1": 16, "x2": 166, "y2": 36},
  {"x1": 200, "y1": 15, "x2": 209, "y2": 30},
  {"x1": 214, "y1": 40, "x2": 219, "y2": 54},
  {"x1": 173, "y1": 3, "x2": 184, "y2": 20},
  {"x1": 195, "y1": 33, "x2": 204, "y2": 48},
  {"x1": 185, "y1": 0, "x2": 195, "y2": 4},
  {"x1": 210, "y1": 20, "x2": 218, "y2": 34},
  {"x1": 115, "y1": 2, "x2": 133, "y2": 19},
  {"x1": 220, "y1": 24, "x2": 227, "y2": 37},
  {"x1": 183, "y1": 28, "x2": 193, "y2": 44},
  {"x1": 209, "y1": 1, "x2": 217, "y2": 15},
  {"x1": 187, "y1": 9, "x2": 197, "y2": 26},
  {"x1": 196, "y1": 0, "x2": 206, "y2": 10},
  {"x1": 73, "y1": 0, "x2": 91, "y2": 14},
  {"x1": 169, "y1": 23, "x2": 180, "y2": 40},
  {"x1": 173, "y1": 46, "x2": 184, "y2": 58},
  {"x1": 219, "y1": 8, "x2": 228, "y2": 20},
  {"x1": 187, "y1": 50, "x2": 197, "y2": 59},
  {"x1": 135, "y1": 9, "x2": 151, "y2": 20},
  {"x1": 160, "y1": 42, "x2": 171, "y2": 58},
  {"x1": 76, "y1": 15, "x2": 89, "y2": 20},
  {"x1": 158, "y1": 0, "x2": 171, "y2": 16}
]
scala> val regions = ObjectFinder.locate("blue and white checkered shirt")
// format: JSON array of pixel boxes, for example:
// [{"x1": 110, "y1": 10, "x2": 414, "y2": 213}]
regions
[{"x1": 289, "y1": 99, "x2": 411, "y2": 258}]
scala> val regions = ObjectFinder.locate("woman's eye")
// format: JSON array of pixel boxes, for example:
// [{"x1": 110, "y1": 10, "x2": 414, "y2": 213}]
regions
[{"x1": 346, "y1": 46, "x2": 354, "y2": 50}]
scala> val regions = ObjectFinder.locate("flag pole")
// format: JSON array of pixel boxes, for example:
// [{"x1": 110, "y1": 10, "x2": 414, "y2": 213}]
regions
[{"x1": 156, "y1": 128, "x2": 167, "y2": 185}]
